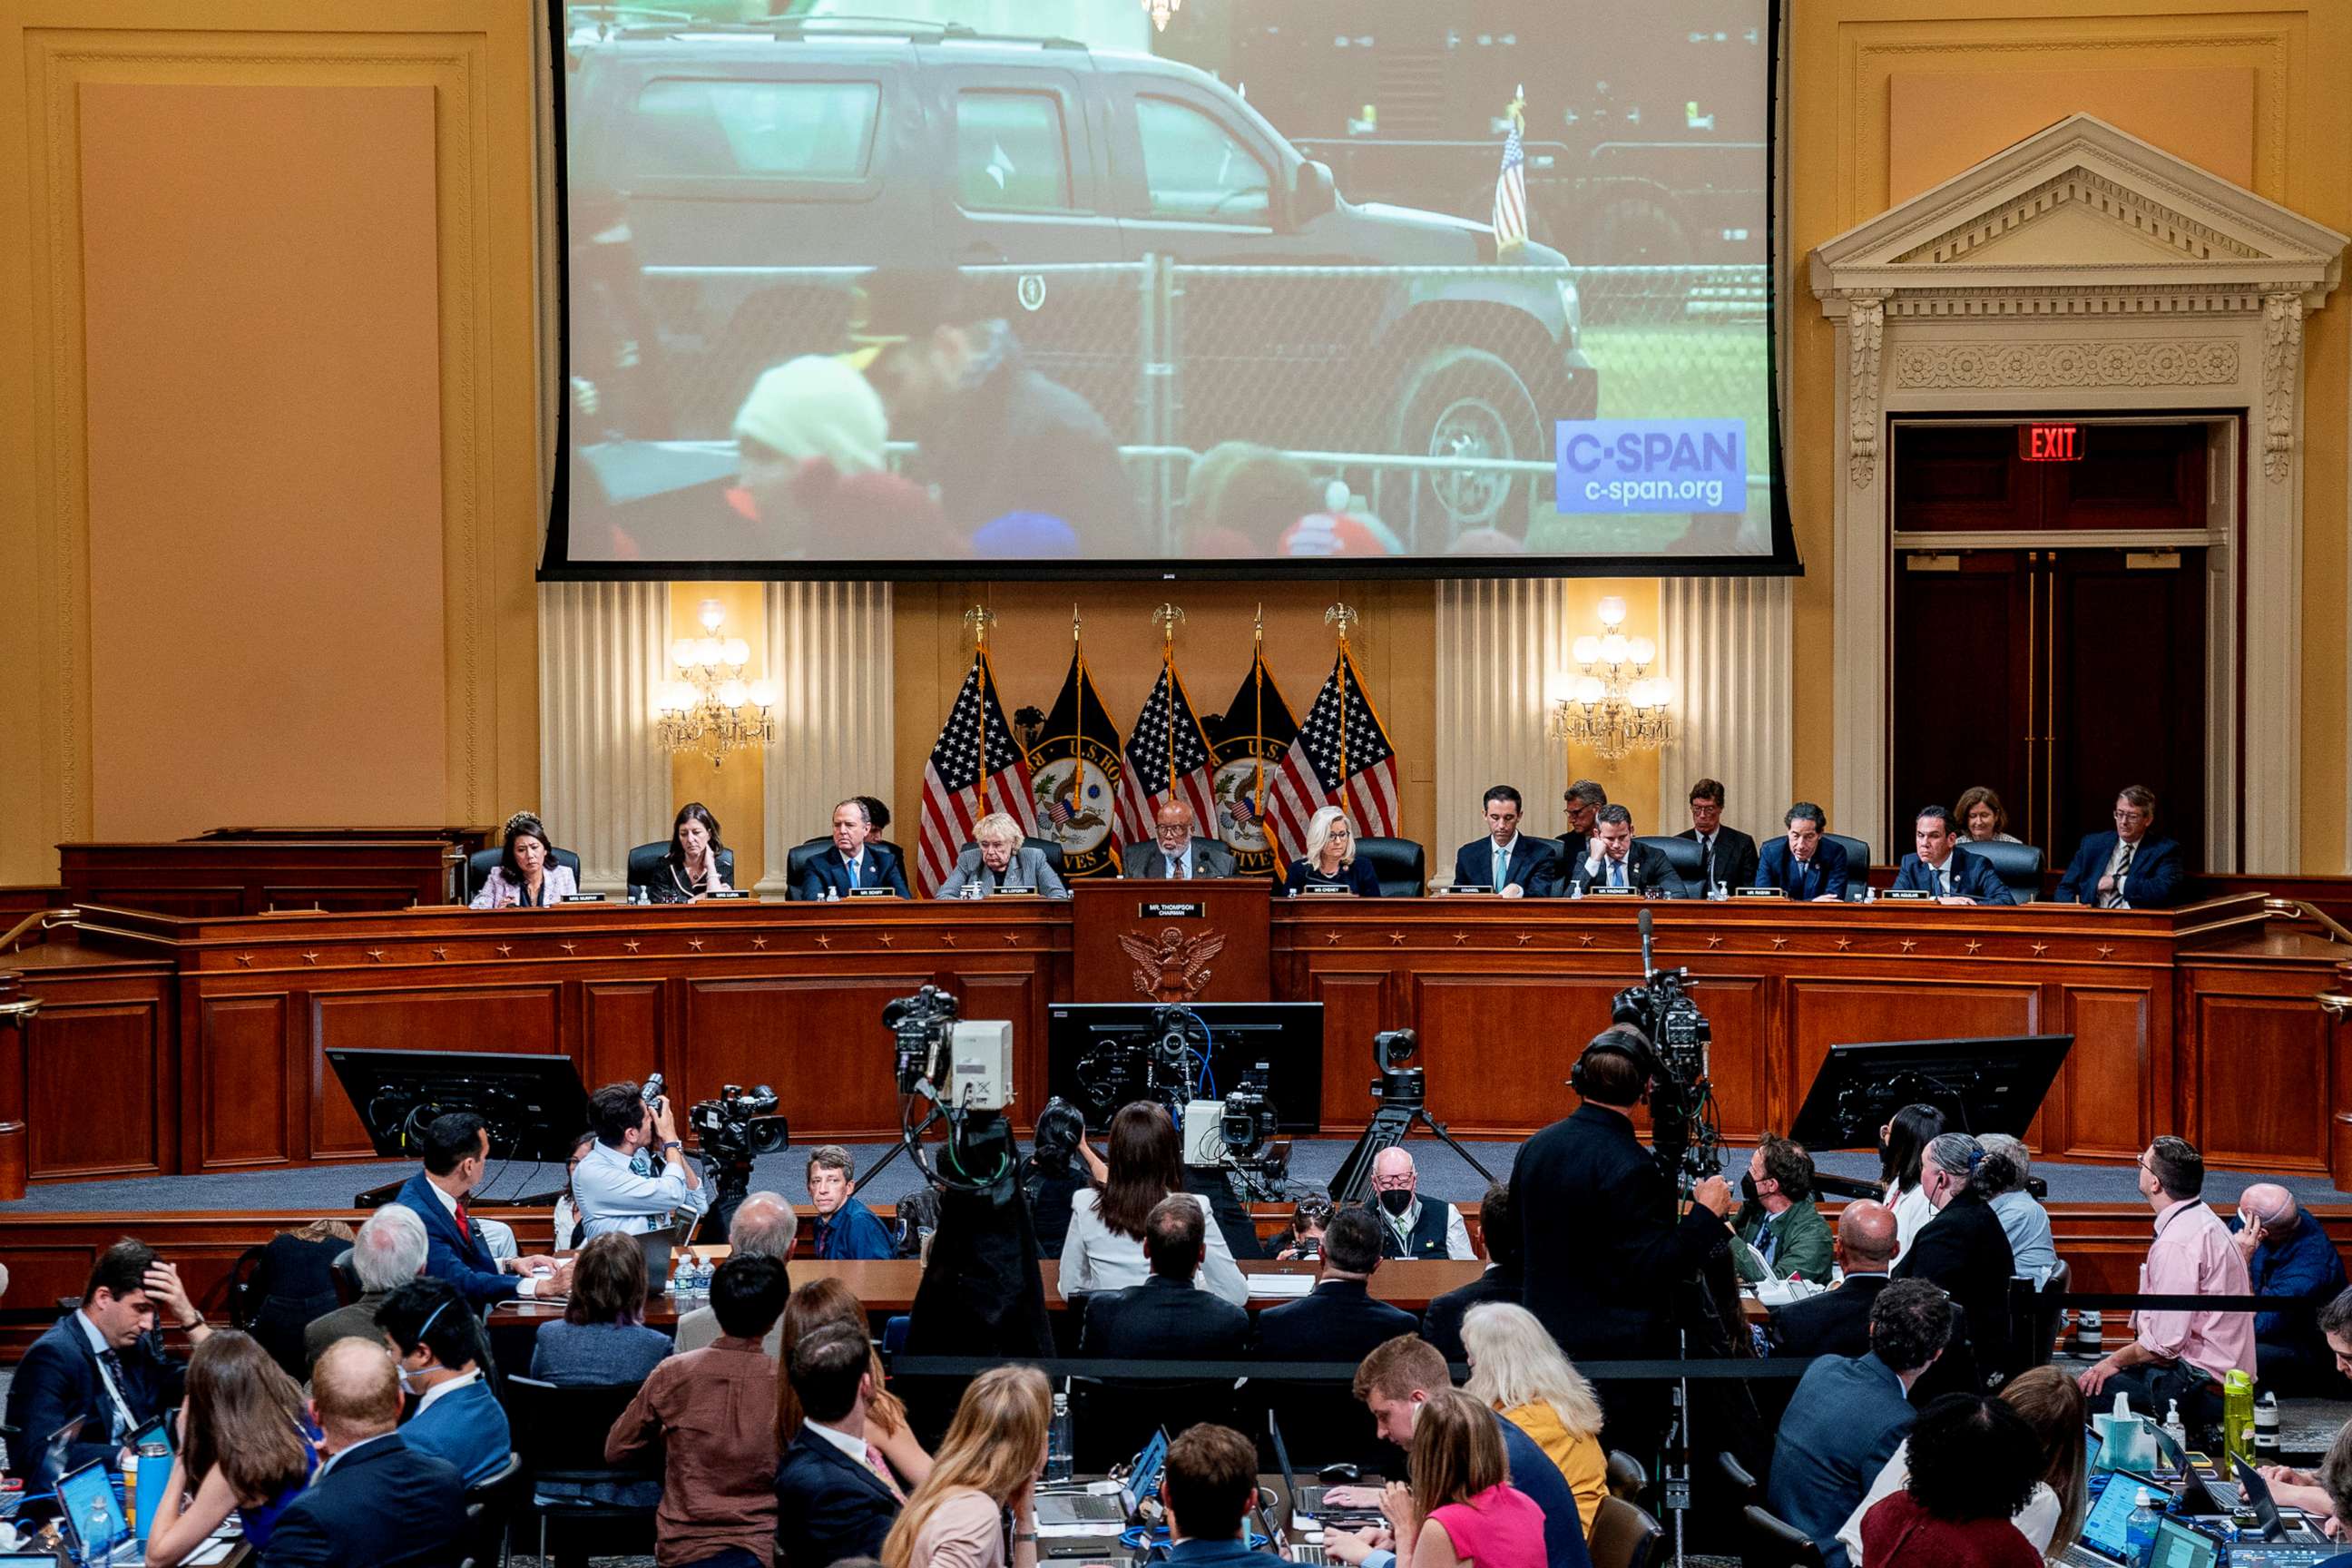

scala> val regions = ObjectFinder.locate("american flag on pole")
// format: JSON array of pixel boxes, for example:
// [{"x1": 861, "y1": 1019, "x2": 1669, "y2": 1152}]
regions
[
  {"x1": 1492, "y1": 95, "x2": 1529, "y2": 256},
  {"x1": 1259, "y1": 648, "x2": 1400, "y2": 862},
  {"x1": 915, "y1": 651, "x2": 1038, "y2": 897},
  {"x1": 1113, "y1": 662, "x2": 1222, "y2": 853}
]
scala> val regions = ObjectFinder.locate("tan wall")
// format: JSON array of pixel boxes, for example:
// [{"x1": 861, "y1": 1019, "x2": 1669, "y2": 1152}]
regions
[
  {"x1": 1785, "y1": 0, "x2": 2352, "y2": 870},
  {"x1": 0, "y1": 0, "x2": 544, "y2": 882}
]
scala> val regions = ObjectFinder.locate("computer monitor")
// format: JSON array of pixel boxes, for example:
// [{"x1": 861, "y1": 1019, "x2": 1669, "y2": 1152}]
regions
[
  {"x1": 1046, "y1": 1003, "x2": 1324, "y2": 1130},
  {"x1": 1788, "y1": 1034, "x2": 2073, "y2": 1152},
  {"x1": 325, "y1": 1047, "x2": 591, "y2": 1166},
  {"x1": 57, "y1": 1459, "x2": 130, "y2": 1563}
]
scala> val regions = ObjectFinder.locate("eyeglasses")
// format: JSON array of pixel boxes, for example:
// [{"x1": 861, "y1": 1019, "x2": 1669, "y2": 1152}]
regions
[{"x1": 2114, "y1": 809, "x2": 2151, "y2": 823}]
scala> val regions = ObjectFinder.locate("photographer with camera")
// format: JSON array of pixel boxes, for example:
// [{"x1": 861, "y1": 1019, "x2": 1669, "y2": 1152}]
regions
[
  {"x1": 573, "y1": 1080, "x2": 710, "y2": 1240},
  {"x1": 1511, "y1": 1026, "x2": 1734, "y2": 1455}
]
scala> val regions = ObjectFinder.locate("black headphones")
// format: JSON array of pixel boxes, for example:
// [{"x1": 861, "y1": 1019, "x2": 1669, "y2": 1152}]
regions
[{"x1": 1569, "y1": 1028, "x2": 1657, "y2": 1098}]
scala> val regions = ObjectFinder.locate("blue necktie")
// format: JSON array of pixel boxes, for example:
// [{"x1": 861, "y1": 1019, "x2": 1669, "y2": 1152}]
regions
[
  {"x1": 1796, "y1": 859, "x2": 1810, "y2": 897},
  {"x1": 1494, "y1": 847, "x2": 1507, "y2": 892},
  {"x1": 1610, "y1": 858, "x2": 1624, "y2": 889}
]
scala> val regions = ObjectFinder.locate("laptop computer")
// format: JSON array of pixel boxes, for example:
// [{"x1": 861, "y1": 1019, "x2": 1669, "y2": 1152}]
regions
[
  {"x1": 1270, "y1": 1412, "x2": 1385, "y2": 1528},
  {"x1": 2148, "y1": 1516, "x2": 2222, "y2": 1568},
  {"x1": 1032, "y1": 1427, "x2": 1169, "y2": 1528},
  {"x1": 57, "y1": 1458, "x2": 142, "y2": 1567},
  {"x1": 2069, "y1": 1469, "x2": 2168, "y2": 1566},
  {"x1": 2150, "y1": 1426, "x2": 2234, "y2": 1516}
]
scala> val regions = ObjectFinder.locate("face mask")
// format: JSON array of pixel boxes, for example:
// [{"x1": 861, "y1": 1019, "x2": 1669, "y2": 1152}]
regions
[
  {"x1": 397, "y1": 1367, "x2": 425, "y2": 1396},
  {"x1": 1740, "y1": 1171, "x2": 1760, "y2": 1202},
  {"x1": 1377, "y1": 1188, "x2": 1414, "y2": 1217}
]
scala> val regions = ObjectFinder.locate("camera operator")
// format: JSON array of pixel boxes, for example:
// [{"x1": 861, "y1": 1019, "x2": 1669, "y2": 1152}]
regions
[
  {"x1": 573, "y1": 1080, "x2": 710, "y2": 1240},
  {"x1": 1511, "y1": 1026, "x2": 1734, "y2": 1455},
  {"x1": 1272, "y1": 1194, "x2": 1336, "y2": 1261}
]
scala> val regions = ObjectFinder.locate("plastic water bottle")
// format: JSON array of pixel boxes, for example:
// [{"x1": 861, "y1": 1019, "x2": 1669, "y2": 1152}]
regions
[
  {"x1": 2223, "y1": 1371, "x2": 2256, "y2": 1467},
  {"x1": 1045, "y1": 1392, "x2": 1073, "y2": 1483},
  {"x1": 2124, "y1": 1490, "x2": 2161, "y2": 1562},
  {"x1": 667, "y1": 1254, "x2": 686, "y2": 1297}
]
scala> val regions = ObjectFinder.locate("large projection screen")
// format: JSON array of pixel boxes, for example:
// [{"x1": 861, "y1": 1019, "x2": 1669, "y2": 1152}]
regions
[{"x1": 546, "y1": 0, "x2": 1791, "y2": 577}]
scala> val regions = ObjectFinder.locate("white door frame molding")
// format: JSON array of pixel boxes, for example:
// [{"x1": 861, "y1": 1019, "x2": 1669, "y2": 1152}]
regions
[{"x1": 1808, "y1": 114, "x2": 2343, "y2": 872}]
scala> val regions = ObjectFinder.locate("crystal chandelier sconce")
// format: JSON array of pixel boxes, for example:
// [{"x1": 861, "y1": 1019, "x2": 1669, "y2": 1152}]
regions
[
  {"x1": 1547, "y1": 595, "x2": 1675, "y2": 762},
  {"x1": 656, "y1": 600, "x2": 776, "y2": 769}
]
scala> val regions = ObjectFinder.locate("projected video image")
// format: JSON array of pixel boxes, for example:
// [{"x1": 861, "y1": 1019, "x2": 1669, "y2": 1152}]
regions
[{"x1": 559, "y1": 0, "x2": 1774, "y2": 567}]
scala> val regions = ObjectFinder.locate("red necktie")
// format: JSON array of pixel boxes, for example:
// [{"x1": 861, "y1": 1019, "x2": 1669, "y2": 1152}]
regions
[{"x1": 454, "y1": 1200, "x2": 472, "y2": 1236}]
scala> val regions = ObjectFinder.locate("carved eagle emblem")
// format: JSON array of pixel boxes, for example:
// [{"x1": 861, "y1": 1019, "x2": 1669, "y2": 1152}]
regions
[{"x1": 1117, "y1": 925, "x2": 1227, "y2": 1003}]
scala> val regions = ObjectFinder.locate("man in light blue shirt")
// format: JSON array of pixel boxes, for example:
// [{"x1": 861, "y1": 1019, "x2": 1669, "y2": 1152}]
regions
[{"x1": 572, "y1": 1081, "x2": 710, "y2": 1240}]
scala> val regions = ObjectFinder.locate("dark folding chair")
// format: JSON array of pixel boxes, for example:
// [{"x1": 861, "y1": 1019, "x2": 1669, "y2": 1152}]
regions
[
  {"x1": 1717, "y1": 1448, "x2": 1761, "y2": 1511},
  {"x1": 504, "y1": 1377, "x2": 659, "y2": 1565},
  {"x1": 1590, "y1": 1494, "x2": 1665, "y2": 1568},
  {"x1": 463, "y1": 1450, "x2": 525, "y2": 1568},
  {"x1": 1743, "y1": 1504, "x2": 1827, "y2": 1568},
  {"x1": 2014, "y1": 1256, "x2": 2071, "y2": 1372},
  {"x1": 1605, "y1": 1447, "x2": 1649, "y2": 1501}
]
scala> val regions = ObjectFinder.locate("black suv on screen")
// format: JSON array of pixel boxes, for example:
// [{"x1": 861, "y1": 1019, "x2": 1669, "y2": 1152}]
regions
[{"x1": 567, "y1": 19, "x2": 1599, "y2": 534}]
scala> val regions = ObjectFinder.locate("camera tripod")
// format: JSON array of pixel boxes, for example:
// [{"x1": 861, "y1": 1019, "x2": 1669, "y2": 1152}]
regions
[{"x1": 1330, "y1": 1098, "x2": 1498, "y2": 1207}]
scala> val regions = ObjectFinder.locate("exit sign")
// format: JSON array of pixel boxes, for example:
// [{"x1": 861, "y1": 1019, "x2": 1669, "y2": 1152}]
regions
[{"x1": 2019, "y1": 423, "x2": 2083, "y2": 462}]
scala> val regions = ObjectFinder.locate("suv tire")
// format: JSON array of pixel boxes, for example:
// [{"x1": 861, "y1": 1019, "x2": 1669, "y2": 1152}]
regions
[{"x1": 1384, "y1": 345, "x2": 1545, "y2": 544}]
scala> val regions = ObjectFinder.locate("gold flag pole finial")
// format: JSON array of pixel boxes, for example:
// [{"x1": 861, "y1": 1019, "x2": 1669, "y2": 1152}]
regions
[
  {"x1": 1152, "y1": 603, "x2": 1184, "y2": 647},
  {"x1": 964, "y1": 604, "x2": 997, "y2": 809},
  {"x1": 1508, "y1": 85, "x2": 1526, "y2": 132},
  {"x1": 1324, "y1": 602, "x2": 1359, "y2": 646}
]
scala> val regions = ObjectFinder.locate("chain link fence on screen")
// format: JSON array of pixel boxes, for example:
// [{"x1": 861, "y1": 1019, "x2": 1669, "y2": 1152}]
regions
[{"x1": 583, "y1": 257, "x2": 1769, "y2": 557}]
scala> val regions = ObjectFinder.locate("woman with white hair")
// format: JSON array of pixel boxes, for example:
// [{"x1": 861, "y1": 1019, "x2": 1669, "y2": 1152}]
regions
[
  {"x1": 1461, "y1": 1301, "x2": 1610, "y2": 1544},
  {"x1": 936, "y1": 811, "x2": 1068, "y2": 898},
  {"x1": 1281, "y1": 804, "x2": 1382, "y2": 897}
]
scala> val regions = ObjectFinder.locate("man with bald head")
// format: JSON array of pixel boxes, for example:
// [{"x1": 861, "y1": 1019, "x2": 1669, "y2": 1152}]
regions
[
  {"x1": 259, "y1": 1338, "x2": 467, "y2": 1568},
  {"x1": 674, "y1": 1190, "x2": 797, "y2": 1355},
  {"x1": 1122, "y1": 800, "x2": 1236, "y2": 879},
  {"x1": 1367, "y1": 1147, "x2": 1476, "y2": 1260},
  {"x1": 2231, "y1": 1181, "x2": 2350, "y2": 1393},
  {"x1": 1769, "y1": 1200, "x2": 1900, "y2": 1362}
]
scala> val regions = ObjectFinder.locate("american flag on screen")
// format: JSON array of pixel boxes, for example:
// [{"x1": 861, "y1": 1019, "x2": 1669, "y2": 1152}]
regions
[
  {"x1": 1493, "y1": 113, "x2": 1529, "y2": 256},
  {"x1": 915, "y1": 652, "x2": 1038, "y2": 897},
  {"x1": 1113, "y1": 661, "x2": 1222, "y2": 853},
  {"x1": 1259, "y1": 649, "x2": 1400, "y2": 862}
]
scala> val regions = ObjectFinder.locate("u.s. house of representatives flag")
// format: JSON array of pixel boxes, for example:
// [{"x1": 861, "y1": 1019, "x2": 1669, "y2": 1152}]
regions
[
  {"x1": 1260, "y1": 647, "x2": 1400, "y2": 861},
  {"x1": 1027, "y1": 647, "x2": 1125, "y2": 880},
  {"x1": 915, "y1": 650, "x2": 1038, "y2": 897},
  {"x1": 1113, "y1": 662, "x2": 1221, "y2": 854}
]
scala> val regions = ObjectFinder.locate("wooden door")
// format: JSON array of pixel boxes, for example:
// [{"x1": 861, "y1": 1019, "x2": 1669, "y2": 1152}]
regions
[{"x1": 1890, "y1": 421, "x2": 2210, "y2": 870}]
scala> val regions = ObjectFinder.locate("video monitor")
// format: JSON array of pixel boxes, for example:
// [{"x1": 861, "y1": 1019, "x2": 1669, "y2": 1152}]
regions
[
  {"x1": 1046, "y1": 1000, "x2": 1322, "y2": 1129},
  {"x1": 546, "y1": 0, "x2": 1789, "y2": 577}
]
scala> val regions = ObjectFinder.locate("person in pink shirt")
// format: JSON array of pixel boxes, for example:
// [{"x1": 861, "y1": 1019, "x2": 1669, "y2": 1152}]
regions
[{"x1": 2077, "y1": 1136, "x2": 2254, "y2": 1435}]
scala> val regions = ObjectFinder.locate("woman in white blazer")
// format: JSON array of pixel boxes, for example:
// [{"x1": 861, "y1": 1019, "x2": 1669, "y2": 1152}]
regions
[
  {"x1": 1059, "y1": 1102, "x2": 1248, "y2": 1308},
  {"x1": 470, "y1": 811, "x2": 578, "y2": 908}
]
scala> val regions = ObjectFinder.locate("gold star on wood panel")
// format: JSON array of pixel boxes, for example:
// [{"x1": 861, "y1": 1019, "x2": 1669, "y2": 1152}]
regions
[
  {"x1": 2032, "y1": 943, "x2": 2049, "y2": 956},
  {"x1": 751, "y1": 936, "x2": 769, "y2": 950},
  {"x1": 1770, "y1": 936, "x2": 1788, "y2": 949},
  {"x1": 495, "y1": 944, "x2": 513, "y2": 958},
  {"x1": 1005, "y1": 934, "x2": 1022, "y2": 947},
  {"x1": 878, "y1": 932, "x2": 895, "y2": 946},
  {"x1": 236, "y1": 953, "x2": 255, "y2": 966},
  {"x1": 1578, "y1": 934, "x2": 1595, "y2": 947},
  {"x1": 624, "y1": 938, "x2": 642, "y2": 953},
  {"x1": 1835, "y1": 936, "x2": 1852, "y2": 950},
  {"x1": 815, "y1": 934, "x2": 832, "y2": 948},
  {"x1": 2098, "y1": 944, "x2": 2115, "y2": 958},
  {"x1": 1325, "y1": 930, "x2": 1342, "y2": 945},
  {"x1": 302, "y1": 952, "x2": 320, "y2": 965},
  {"x1": 367, "y1": 948, "x2": 387, "y2": 963},
  {"x1": 560, "y1": 941, "x2": 578, "y2": 956},
  {"x1": 431, "y1": 947, "x2": 449, "y2": 961},
  {"x1": 1453, "y1": 932, "x2": 1468, "y2": 945},
  {"x1": 1899, "y1": 938, "x2": 1917, "y2": 953},
  {"x1": 941, "y1": 934, "x2": 956, "y2": 947},
  {"x1": 1965, "y1": 939, "x2": 1984, "y2": 955},
  {"x1": 1705, "y1": 935, "x2": 1723, "y2": 948},
  {"x1": 1389, "y1": 932, "x2": 1406, "y2": 946},
  {"x1": 687, "y1": 937, "x2": 704, "y2": 951}
]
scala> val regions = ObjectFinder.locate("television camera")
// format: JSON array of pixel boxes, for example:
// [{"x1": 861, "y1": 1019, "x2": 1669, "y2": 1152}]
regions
[
  {"x1": 1071, "y1": 1004, "x2": 1208, "y2": 1123},
  {"x1": 686, "y1": 1083, "x2": 788, "y2": 1227},
  {"x1": 1328, "y1": 1028, "x2": 1496, "y2": 1204},
  {"x1": 1611, "y1": 906, "x2": 1722, "y2": 1191},
  {"x1": 883, "y1": 984, "x2": 1018, "y2": 1192}
]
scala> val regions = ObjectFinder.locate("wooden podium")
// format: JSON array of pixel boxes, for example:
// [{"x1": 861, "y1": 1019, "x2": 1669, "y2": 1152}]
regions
[{"x1": 1071, "y1": 877, "x2": 1272, "y2": 1003}]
